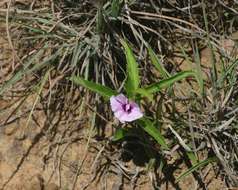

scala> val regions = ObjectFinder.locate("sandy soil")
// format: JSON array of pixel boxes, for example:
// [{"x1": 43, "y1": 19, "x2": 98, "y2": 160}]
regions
[{"x1": 0, "y1": 97, "x2": 227, "y2": 189}]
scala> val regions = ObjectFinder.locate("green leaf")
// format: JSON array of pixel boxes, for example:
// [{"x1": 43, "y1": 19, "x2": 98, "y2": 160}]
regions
[
  {"x1": 121, "y1": 39, "x2": 140, "y2": 97},
  {"x1": 112, "y1": 127, "x2": 143, "y2": 142},
  {"x1": 137, "y1": 118, "x2": 169, "y2": 150},
  {"x1": 135, "y1": 88, "x2": 153, "y2": 101},
  {"x1": 193, "y1": 43, "x2": 205, "y2": 95},
  {"x1": 96, "y1": 6, "x2": 104, "y2": 34},
  {"x1": 218, "y1": 59, "x2": 238, "y2": 87},
  {"x1": 176, "y1": 157, "x2": 217, "y2": 183},
  {"x1": 71, "y1": 42, "x2": 88, "y2": 67},
  {"x1": 0, "y1": 48, "x2": 43, "y2": 96},
  {"x1": 178, "y1": 43, "x2": 204, "y2": 96},
  {"x1": 111, "y1": 0, "x2": 122, "y2": 18},
  {"x1": 25, "y1": 68, "x2": 52, "y2": 131},
  {"x1": 69, "y1": 76, "x2": 117, "y2": 98},
  {"x1": 146, "y1": 158, "x2": 156, "y2": 171},
  {"x1": 147, "y1": 45, "x2": 170, "y2": 79},
  {"x1": 144, "y1": 71, "x2": 195, "y2": 94},
  {"x1": 112, "y1": 128, "x2": 128, "y2": 141},
  {"x1": 186, "y1": 151, "x2": 198, "y2": 166},
  {"x1": 0, "y1": 44, "x2": 62, "y2": 96}
]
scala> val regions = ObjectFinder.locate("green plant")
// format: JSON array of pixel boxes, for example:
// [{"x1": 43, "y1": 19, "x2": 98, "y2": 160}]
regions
[{"x1": 70, "y1": 39, "x2": 197, "y2": 151}]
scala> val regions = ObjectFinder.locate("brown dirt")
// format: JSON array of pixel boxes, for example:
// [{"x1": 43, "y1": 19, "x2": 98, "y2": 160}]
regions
[
  {"x1": 0, "y1": 103, "x2": 228, "y2": 190},
  {"x1": 0, "y1": 108, "x2": 228, "y2": 190}
]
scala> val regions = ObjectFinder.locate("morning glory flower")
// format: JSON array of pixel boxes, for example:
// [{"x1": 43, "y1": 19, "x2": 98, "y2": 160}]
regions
[{"x1": 110, "y1": 94, "x2": 143, "y2": 123}]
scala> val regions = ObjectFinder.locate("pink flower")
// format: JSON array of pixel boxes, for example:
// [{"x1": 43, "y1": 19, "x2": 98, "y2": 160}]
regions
[{"x1": 110, "y1": 94, "x2": 143, "y2": 123}]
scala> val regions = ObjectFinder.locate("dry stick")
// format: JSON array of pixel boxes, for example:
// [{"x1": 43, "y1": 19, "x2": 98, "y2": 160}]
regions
[
  {"x1": 45, "y1": 136, "x2": 84, "y2": 187},
  {"x1": 119, "y1": 15, "x2": 169, "y2": 44},
  {"x1": 70, "y1": 129, "x2": 91, "y2": 190},
  {"x1": 30, "y1": 0, "x2": 36, "y2": 10},
  {"x1": 50, "y1": 0, "x2": 55, "y2": 18},
  {"x1": 188, "y1": 107, "x2": 205, "y2": 190},
  {"x1": 130, "y1": 10, "x2": 205, "y2": 32},
  {"x1": 168, "y1": 124, "x2": 192, "y2": 151},
  {"x1": 47, "y1": 13, "x2": 90, "y2": 34},
  {"x1": 81, "y1": 145, "x2": 106, "y2": 190},
  {"x1": 57, "y1": 142, "x2": 71, "y2": 188},
  {"x1": 76, "y1": 16, "x2": 96, "y2": 41},
  {"x1": 90, "y1": 145, "x2": 105, "y2": 173},
  {"x1": 123, "y1": 0, "x2": 140, "y2": 45},
  {"x1": 217, "y1": 0, "x2": 238, "y2": 15},
  {"x1": 0, "y1": 8, "x2": 45, "y2": 13},
  {"x1": 221, "y1": 86, "x2": 234, "y2": 108},
  {"x1": 209, "y1": 135, "x2": 238, "y2": 186},
  {"x1": 104, "y1": 51, "x2": 118, "y2": 89},
  {"x1": 54, "y1": 125, "x2": 72, "y2": 187},
  {"x1": 113, "y1": 162, "x2": 131, "y2": 179},
  {"x1": 71, "y1": 104, "x2": 96, "y2": 190},
  {"x1": 188, "y1": 106, "x2": 197, "y2": 152},
  {"x1": 45, "y1": 143, "x2": 61, "y2": 185},
  {"x1": 85, "y1": 102, "x2": 110, "y2": 123},
  {"x1": 130, "y1": 10, "x2": 228, "y2": 53},
  {"x1": 20, "y1": 69, "x2": 51, "y2": 140},
  {"x1": 5, "y1": 0, "x2": 22, "y2": 69}
]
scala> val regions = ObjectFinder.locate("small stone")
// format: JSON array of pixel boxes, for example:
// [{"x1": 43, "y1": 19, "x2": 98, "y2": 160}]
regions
[
  {"x1": 14, "y1": 130, "x2": 27, "y2": 141},
  {"x1": 4, "y1": 125, "x2": 17, "y2": 136}
]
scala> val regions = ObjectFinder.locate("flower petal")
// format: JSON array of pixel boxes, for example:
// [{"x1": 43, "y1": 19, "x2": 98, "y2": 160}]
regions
[
  {"x1": 115, "y1": 94, "x2": 128, "y2": 104},
  {"x1": 110, "y1": 96, "x2": 122, "y2": 112},
  {"x1": 114, "y1": 110, "x2": 126, "y2": 123},
  {"x1": 129, "y1": 102, "x2": 140, "y2": 109},
  {"x1": 118, "y1": 107, "x2": 143, "y2": 122},
  {"x1": 110, "y1": 94, "x2": 143, "y2": 123},
  {"x1": 110, "y1": 94, "x2": 128, "y2": 112}
]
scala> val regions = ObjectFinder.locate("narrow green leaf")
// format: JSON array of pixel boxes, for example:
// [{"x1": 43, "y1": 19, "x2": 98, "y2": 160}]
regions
[
  {"x1": 147, "y1": 45, "x2": 170, "y2": 79},
  {"x1": 137, "y1": 118, "x2": 169, "y2": 150},
  {"x1": 15, "y1": 16, "x2": 77, "y2": 35},
  {"x1": 158, "y1": 158, "x2": 165, "y2": 172},
  {"x1": 0, "y1": 48, "x2": 43, "y2": 96},
  {"x1": 70, "y1": 42, "x2": 90, "y2": 68},
  {"x1": 111, "y1": 0, "x2": 121, "y2": 18},
  {"x1": 144, "y1": 71, "x2": 195, "y2": 94},
  {"x1": 112, "y1": 128, "x2": 128, "y2": 141},
  {"x1": 96, "y1": 6, "x2": 104, "y2": 34},
  {"x1": 186, "y1": 151, "x2": 198, "y2": 166},
  {"x1": 146, "y1": 158, "x2": 156, "y2": 171},
  {"x1": 25, "y1": 68, "x2": 52, "y2": 132},
  {"x1": 121, "y1": 39, "x2": 140, "y2": 97},
  {"x1": 178, "y1": 43, "x2": 204, "y2": 96},
  {"x1": 193, "y1": 42, "x2": 204, "y2": 95},
  {"x1": 202, "y1": 1, "x2": 217, "y2": 85},
  {"x1": 135, "y1": 88, "x2": 153, "y2": 101},
  {"x1": 0, "y1": 44, "x2": 62, "y2": 96},
  {"x1": 23, "y1": 24, "x2": 46, "y2": 34},
  {"x1": 69, "y1": 76, "x2": 117, "y2": 98},
  {"x1": 218, "y1": 59, "x2": 238, "y2": 86},
  {"x1": 176, "y1": 157, "x2": 217, "y2": 183}
]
